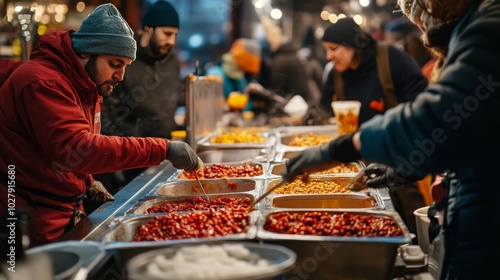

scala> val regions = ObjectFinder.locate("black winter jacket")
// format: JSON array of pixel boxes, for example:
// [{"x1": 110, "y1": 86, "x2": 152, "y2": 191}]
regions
[
  {"x1": 269, "y1": 43, "x2": 311, "y2": 102},
  {"x1": 320, "y1": 40, "x2": 428, "y2": 124},
  {"x1": 101, "y1": 34, "x2": 185, "y2": 139},
  {"x1": 360, "y1": 1, "x2": 500, "y2": 278}
]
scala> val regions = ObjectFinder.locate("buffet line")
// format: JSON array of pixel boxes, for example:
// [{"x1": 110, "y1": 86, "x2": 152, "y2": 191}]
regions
[{"x1": 61, "y1": 124, "x2": 410, "y2": 280}]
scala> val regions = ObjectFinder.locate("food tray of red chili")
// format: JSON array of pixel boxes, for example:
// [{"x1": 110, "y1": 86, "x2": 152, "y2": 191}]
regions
[
  {"x1": 268, "y1": 192, "x2": 384, "y2": 210},
  {"x1": 255, "y1": 209, "x2": 411, "y2": 280},
  {"x1": 101, "y1": 210, "x2": 260, "y2": 249},
  {"x1": 173, "y1": 162, "x2": 266, "y2": 180},
  {"x1": 125, "y1": 193, "x2": 254, "y2": 215},
  {"x1": 148, "y1": 178, "x2": 261, "y2": 197},
  {"x1": 257, "y1": 209, "x2": 408, "y2": 240}
]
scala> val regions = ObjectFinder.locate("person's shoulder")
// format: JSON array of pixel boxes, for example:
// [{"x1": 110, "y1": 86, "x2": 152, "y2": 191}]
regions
[{"x1": 10, "y1": 60, "x2": 55, "y2": 82}]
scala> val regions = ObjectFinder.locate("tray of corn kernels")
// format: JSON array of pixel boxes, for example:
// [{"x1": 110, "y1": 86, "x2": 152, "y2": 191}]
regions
[
  {"x1": 264, "y1": 177, "x2": 356, "y2": 196},
  {"x1": 268, "y1": 161, "x2": 364, "y2": 178},
  {"x1": 198, "y1": 129, "x2": 276, "y2": 148},
  {"x1": 278, "y1": 132, "x2": 339, "y2": 152},
  {"x1": 274, "y1": 125, "x2": 339, "y2": 151}
]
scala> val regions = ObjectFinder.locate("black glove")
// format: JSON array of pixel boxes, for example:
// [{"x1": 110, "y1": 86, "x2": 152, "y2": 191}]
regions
[
  {"x1": 364, "y1": 163, "x2": 420, "y2": 188},
  {"x1": 282, "y1": 133, "x2": 361, "y2": 181},
  {"x1": 302, "y1": 104, "x2": 330, "y2": 126},
  {"x1": 166, "y1": 140, "x2": 199, "y2": 171}
]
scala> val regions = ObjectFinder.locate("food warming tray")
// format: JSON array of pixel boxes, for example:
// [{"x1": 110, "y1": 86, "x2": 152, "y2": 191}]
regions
[
  {"x1": 169, "y1": 162, "x2": 267, "y2": 181},
  {"x1": 268, "y1": 161, "x2": 364, "y2": 178},
  {"x1": 256, "y1": 209, "x2": 411, "y2": 280},
  {"x1": 100, "y1": 211, "x2": 260, "y2": 250},
  {"x1": 125, "y1": 193, "x2": 255, "y2": 215},
  {"x1": 197, "y1": 132, "x2": 277, "y2": 149},
  {"x1": 148, "y1": 178, "x2": 261, "y2": 197},
  {"x1": 268, "y1": 192, "x2": 384, "y2": 210}
]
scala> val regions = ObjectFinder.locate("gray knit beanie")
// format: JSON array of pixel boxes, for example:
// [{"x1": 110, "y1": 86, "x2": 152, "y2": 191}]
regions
[{"x1": 72, "y1": 3, "x2": 136, "y2": 60}]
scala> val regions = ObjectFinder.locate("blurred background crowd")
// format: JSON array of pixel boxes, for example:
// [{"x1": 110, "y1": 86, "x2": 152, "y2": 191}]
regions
[{"x1": 0, "y1": 0, "x2": 431, "y2": 80}]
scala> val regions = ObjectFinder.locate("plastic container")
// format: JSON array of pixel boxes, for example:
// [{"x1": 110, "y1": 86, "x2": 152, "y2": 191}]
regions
[
  {"x1": 413, "y1": 206, "x2": 439, "y2": 254},
  {"x1": 331, "y1": 100, "x2": 361, "y2": 134}
]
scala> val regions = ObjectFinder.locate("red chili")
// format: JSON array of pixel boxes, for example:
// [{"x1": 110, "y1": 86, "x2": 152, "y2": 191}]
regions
[{"x1": 263, "y1": 212, "x2": 403, "y2": 237}]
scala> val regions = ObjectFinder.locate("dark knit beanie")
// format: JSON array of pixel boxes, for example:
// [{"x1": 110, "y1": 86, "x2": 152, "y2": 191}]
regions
[
  {"x1": 141, "y1": 1, "x2": 179, "y2": 28},
  {"x1": 72, "y1": 4, "x2": 136, "y2": 60},
  {"x1": 322, "y1": 17, "x2": 370, "y2": 52}
]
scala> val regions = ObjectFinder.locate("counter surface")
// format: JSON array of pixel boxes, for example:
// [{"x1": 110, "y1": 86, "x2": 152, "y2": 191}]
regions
[
  {"x1": 61, "y1": 160, "x2": 395, "y2": 242},
  {"x1": 59, "y1": 160, "x2": 415, "y2": 280}
]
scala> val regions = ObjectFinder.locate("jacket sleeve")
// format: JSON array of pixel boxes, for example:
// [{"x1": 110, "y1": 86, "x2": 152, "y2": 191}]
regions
[
  {"x1": 17, "y1": 79, "x2": 168, "y2": 175},
  {"x1": 359, "y1": 6, "x2": 500, "y2": 176}
]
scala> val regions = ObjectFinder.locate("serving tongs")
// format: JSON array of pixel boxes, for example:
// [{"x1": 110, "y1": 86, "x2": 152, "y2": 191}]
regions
[
  {"x1": 249, "y1": 178, "x2": 288, "y2": 209},
  {"x1": 345, "y1": 167, "x2": 368, "y2": 192},
  {"x1": 192, "y1": 157, "x2": 210, "y2": 205}
]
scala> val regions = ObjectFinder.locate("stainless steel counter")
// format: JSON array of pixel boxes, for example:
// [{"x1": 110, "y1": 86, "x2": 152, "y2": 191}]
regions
[
  {"x1": 61, "y1": 160, "x2": 395, "y2": 243},
  {"x1": 58, "y1": 159, "x2": 426, "y2": 280}
]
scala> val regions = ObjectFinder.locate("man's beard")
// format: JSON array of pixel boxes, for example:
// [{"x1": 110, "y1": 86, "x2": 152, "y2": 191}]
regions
[
  {"x1": 150, "y1": 37, "x2": 171, "y2": 59},
  {"x1": 85, "y1": 55, "x2": 118, "y2": 97}
]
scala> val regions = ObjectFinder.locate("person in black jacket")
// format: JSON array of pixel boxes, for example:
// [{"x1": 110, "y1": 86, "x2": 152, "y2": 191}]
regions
[
  {"x1": 283, "y1": 0, "x2": 500, "y2": 278},
  {"x1": 321, "y1": 18, "x2": 430, "y2": 235},
  {"x1": 98, "y1": 1, "x2": 186, "y2": 193},
  {"x1": 319, "y1": 17, "x2": 428, "y2": 125}
]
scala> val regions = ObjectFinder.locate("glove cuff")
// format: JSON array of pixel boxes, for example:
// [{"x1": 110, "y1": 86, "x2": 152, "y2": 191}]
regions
[{"x1": 328, "y1": 133, "x2": 361, "y2": 163}]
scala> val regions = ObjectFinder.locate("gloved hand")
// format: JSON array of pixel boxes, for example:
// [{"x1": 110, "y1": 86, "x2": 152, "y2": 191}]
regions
[
  {"x1": 282, "y1": 133, "x2": 361, "y2": 182},
  {"x1": 302, "y1": 104, "x2": 330, "y2": 126},
  {"x1": 166, "y1": 140, "x2": 200, "y2": 171},
  {"x1": 364, "y1": 163, "x2": 419, "y2": 188},
  {"x1": 86, "y1": 181, "x2": 114, "y2": 202}
]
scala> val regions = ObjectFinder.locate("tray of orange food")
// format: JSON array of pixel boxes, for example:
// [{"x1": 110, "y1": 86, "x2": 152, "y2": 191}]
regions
[{"x1": 198, "y1": 130, "x2": 276, "y2": 149}]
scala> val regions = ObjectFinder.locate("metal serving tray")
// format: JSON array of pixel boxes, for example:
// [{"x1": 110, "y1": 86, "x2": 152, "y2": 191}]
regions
[
  {"x1": 197, "y1": 132, "x2": 277, "y2": 149},
  {"x1": 196, "y1": 148, "x2": 270, "y2": 164},
  {"x1": 268, "y1": 161, "x2": 364, "y2": 178},
  {"x1": 275, "y1": 125, "x2": 338, "y2": 151},
  {"x1": 149, "y1": 178, "x2": 260, "y2": 197},
  {"x1": 269, "y1": 192, "x2": 384, "y2": 210},
  {"x1": 125, "y1": 193, "x2": 255, "y2": 215},
  {"x1": 256, "y1": 209, "x2": 411, "y2": 280},
  {"x1": 273, "y1": 125, "x2": 338, "y2": 135},
  {"x1": 264, "y1": 177, "x2": 357, "y2": 195},
  {"x1": 100, "y1": 212, "x2": 259, "y2": 250},
  {"x1": 169, "y1": 162, "x2": 267, "y2": 181}
]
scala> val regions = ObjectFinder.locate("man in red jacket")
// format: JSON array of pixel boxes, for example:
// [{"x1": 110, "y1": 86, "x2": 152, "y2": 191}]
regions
[{"x1": 0, "y1": 4, "x2": 199, "y2": 247}]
